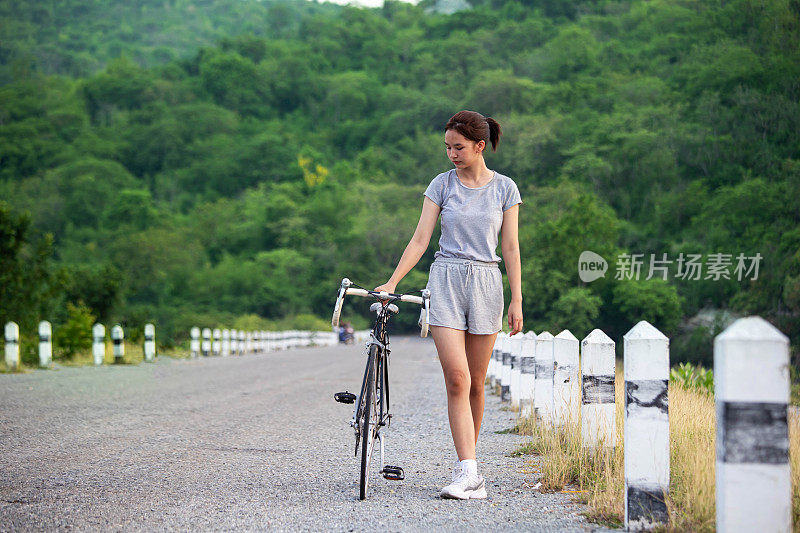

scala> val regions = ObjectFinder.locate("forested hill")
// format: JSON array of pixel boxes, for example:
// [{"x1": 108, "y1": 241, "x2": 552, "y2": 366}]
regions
[{"x1": 1, "y1": 0, "x2": 799, "y2": 365}]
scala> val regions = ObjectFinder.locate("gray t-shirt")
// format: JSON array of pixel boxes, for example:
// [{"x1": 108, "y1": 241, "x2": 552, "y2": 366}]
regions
[{"x1": 424, "y1": 169, "x2": 522, "y2": 263}]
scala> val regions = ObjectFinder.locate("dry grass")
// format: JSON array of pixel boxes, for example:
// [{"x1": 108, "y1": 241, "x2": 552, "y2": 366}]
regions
[{"x1": 515, "y1": 373, "x2": 800, "y2": 531}]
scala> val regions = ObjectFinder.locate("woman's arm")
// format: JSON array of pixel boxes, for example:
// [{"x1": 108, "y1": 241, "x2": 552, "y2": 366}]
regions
[
  {"x1": 375, "y1": 196, "x2": 441, "y2": 293},
  {"x1": 501, "y1": 204, "x2": 523, "y2": 335}
]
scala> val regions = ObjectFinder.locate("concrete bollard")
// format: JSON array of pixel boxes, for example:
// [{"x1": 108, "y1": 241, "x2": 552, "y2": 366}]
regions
[
  {"x1": 190, "y1": 327, "x2": 200, "y2": 358},
  {"x1": 111, "y1": 324, "x2": 124, "y2": 363},
  {"x1": 239, "y1": 330, "x2": 245, "y2": 355},
  {"x1": 39, "y1": 320, "x2": 53, "y2": 367},
  {"x1": 715, "y1": 316, "x2": 791, "y2": 533},
  {"x1": 510, "y1": 334, "x2": 524, "y2": 409},
  {"x1": 253, "y1": 331, "x2": 260, "y2": 353},
  {"x1": 624, "y1": 321, "x2": 670, "y2": 530},
  {"x1": 520, "y1": 331, "x2": 537, "y2": 418},
  {"x1": 489, "y1": 333, "x2": 502, "y2": 388},
  {"x1": 229, "y1": 329, "x2": 237, "y2": 355},
  {"x1": 553, "y1": 329, "x2": 580, "y2": 427},
  {"x1": 144, "y1": 323, "x2": 156, "y2": 362},
  {"x1": 201, "y1": 328, "x2": 211, "y2": 357},
  {"x1": 500, "y1": 335, "x2": 512, "y2": 401},
  {"x1": 221, "y1": 329, "x2": 230, "y2": 357},
  {"x1": 246, "y1": 331, "x2": 253, "y2": 353},
  {"x1": 535, "y1": 331, "x2": 555, "y2": 423},
  {"x1": 4, "y1": 321, "x2": 20, "y2": 371},
  {"x1": 581, "y1": 328, "x2": 616, "y2": 447},
  {"x1": 93, "y1": 323, "x2": 106, "y2": 365},
  {"x1": 212, "y1": 328, "x2": 221, "y2": 356}
]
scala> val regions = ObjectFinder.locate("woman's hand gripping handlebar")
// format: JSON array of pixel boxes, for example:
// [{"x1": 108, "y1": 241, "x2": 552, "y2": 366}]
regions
[{"x1": 331, "y1": 278, "x2": 431, "y2": 337}]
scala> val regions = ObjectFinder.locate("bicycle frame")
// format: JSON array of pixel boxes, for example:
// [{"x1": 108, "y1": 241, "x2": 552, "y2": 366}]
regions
[{"x1": 332, "y1": 277, "x2": 429, "y2": 499}]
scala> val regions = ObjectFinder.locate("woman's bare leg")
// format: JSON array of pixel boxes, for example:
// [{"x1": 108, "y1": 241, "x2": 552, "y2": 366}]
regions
[
  {"x1": 432, "y1": 326, "x2": 498, "y2": 460},
  {"x1": 431, "y1": 326, "x2": 475, "y2": 460},
  {"x1": 465, "y1": 331, "x2": 497, "y2": 445}
]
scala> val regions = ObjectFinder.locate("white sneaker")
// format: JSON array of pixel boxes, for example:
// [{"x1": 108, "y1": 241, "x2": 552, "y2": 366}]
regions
[{"x1": 440, "y1": 471, "x2": 488, "y2": 500}]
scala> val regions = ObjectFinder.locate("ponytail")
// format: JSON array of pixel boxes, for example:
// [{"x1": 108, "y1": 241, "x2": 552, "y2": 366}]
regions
[{"x1": 486, "y1": 117, "x2": 502, "y2": 152}]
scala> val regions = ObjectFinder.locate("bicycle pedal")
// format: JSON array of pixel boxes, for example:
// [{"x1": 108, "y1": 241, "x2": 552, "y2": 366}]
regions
[
  {"x1": 382, "y1": 465, "x2": 404, "y2": 480},
  {"x1": 334, "y1": 391, "x2": 356, "y2": 404}
]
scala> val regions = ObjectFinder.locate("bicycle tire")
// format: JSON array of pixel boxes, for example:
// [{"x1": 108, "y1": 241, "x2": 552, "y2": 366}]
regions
[{"x1": 359, "y1": 344, "x2": 378, "y2": 500}]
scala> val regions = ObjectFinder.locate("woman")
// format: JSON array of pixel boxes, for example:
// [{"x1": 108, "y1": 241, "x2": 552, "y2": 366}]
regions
[{"x1": 374, "y1": 110, "x2": 523, "y2": 500}]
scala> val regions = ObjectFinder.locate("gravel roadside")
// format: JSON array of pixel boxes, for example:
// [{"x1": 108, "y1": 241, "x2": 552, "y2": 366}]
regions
[{"x1": 0, "y1": 336, "x2": 612, "y2": 532}]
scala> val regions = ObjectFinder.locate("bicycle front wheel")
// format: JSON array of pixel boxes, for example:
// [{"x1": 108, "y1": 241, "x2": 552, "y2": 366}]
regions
[{"x1": 359, "y1": 344, "x2": 379, "y2": 500}]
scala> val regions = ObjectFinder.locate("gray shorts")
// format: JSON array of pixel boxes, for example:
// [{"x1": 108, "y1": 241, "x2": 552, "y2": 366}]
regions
[{"x1": 424, "y1": 257, "x2": 504, "y2": 335}]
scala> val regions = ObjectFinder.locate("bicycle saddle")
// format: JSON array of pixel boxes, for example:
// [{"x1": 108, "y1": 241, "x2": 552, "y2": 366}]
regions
[{"x1": 370, "y1": 302, "x2": 399, "y2": 315}]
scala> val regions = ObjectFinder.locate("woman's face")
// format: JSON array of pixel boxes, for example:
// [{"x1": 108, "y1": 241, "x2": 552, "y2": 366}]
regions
[{"x1": 445, "y1": 129, "x2": 485, "y2": 169}]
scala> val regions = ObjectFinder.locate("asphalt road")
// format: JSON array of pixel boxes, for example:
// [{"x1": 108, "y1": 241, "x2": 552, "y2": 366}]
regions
[{"x1": 1, "y1": 337, "x2": 603, "y2": 532}]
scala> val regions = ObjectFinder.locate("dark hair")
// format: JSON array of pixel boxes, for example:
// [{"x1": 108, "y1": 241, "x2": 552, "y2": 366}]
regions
[{"x1": 445, "y1": 110, "x2": 502, "y2": 152}]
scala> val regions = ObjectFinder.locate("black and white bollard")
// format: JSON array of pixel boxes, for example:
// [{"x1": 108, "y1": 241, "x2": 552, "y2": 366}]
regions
[
  {"x1": 581, "y1": 328, "x2": 616, "y2": 447},
  {"x1": 190, "y1": 327, "x2": 200, "y2": 359},
  {"x1": 238, "y1": 330, "x2": 245, "y2": 355},
  {"x1": 212, "y1": 328, "x2": 221, "y2": 356},
  {"x1": 489, "y1": 333, "x2": 503, "y2": 387},
  {"x1": 553, "y1": 329, "x2": 580, "y2": 427},
  {"x1": 4, "y1": 322, "x2": 20, "y2": 371},
  {"x1": 510, "y1": 333, "x2": 523, "y2": 408},
  {"x1": 500, "y1": 336, "x2": 512, "y2": 401},
  {"x1": 201, "y1": 328, "x2": 211, "y2": 357},
  {"x1": 111, "y1": 324, "x2": 124, "y2": 363},
  {"x1": 534, "y1": 331, "x2": 554, "y2": 423},
  {"x1": 39, "y1": 320, "x2": 53, "y2": 367},
  {"x1": 93, "y1": 323, "x2": 106, "y2": 365},
  {"x1": 715, "y1": 316, "x2": 791, "y2": 533},
  {"x1": 229, "y1": 329, "x2": 238, "y2": 355},
  {"x1": 221, "y1": 329, "x2": 230, "y2": 357},
  {"x1": 520, "y1": 331, "x2": 537, "y2": 418},
  {"x1": 144, "y1": 323, "x2": 156, "y2": 362},
  {"x1": 624, "y1": 321, "x2": 670, "y2": 530}
]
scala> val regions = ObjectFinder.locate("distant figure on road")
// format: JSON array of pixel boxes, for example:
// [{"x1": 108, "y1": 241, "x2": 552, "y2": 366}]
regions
[
  {"x1": 375, "y1": 110, "x2": 523, "y2": 500},
  {"x1": 338, "y1": 322, "x2": 354, "y2": 344}
]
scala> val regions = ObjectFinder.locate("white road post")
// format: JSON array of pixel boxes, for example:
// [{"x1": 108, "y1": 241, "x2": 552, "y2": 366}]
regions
[
  {"x1": 489, "y1": 333, "x2": 502, "y2": 387},
  {"x1": 534, "y1": 331, "x2": 555, "y2": 423},
  {"x1": 229, "y1": 329, "x2": 238, "y2": 355},
  {"x1": 253, "y1": 331, "x2": 260, "y2": 353},
  {"x1": 510, "y1": 334, "x2": 523, "y2": 409},
  {"x1": 221, "y1": 329, "x2": 230, "y2": 357},
  {"x1": 520, "y1": 331, "x2": 537, "y2": 419},
  {"x1": 239, "y1": 330, "x2": 245, "y2": 355},
  {"x1": 201, "y1": 328, "x2": 211, "y2": 357},
  {"x1": 93, "y1": 323, "x2": 106, "y2": 365},
  {"x1": 212, "y1": 328, "x2": 221, "y2": 356},
  {"x1": 715, "y1": 316, "x2": 791, "y2": 533},
  {"x1": 553, "y1": 329, "x2": 580, "y2": 427},
  {"x1": 190, "y1": 327, "x2": 200, "y2": 359},
  {"x1": 39, "y1": 320, "x2": 53, "y2": 367},
  {"x1": 581, "y1": 329, "x2": 616, "y2": 448},
  {"x1": 246, "y1": 331, "x2": 253, "y2": 353},
  {"x1": 144, "y1": 323, "x2": 156, "y2": 362},
  {"x1": 624, "y1": 321, "x2": 670, "y2": 530},
  {"x1": 500, "y1": 335, "x2": 512, "y2": 401},
  {"x1": 4, "y1": 322, "x2": 20, "y2": 371},
  {"x1": 111, "y1": 324, "x2": 124, "y2": 363}
]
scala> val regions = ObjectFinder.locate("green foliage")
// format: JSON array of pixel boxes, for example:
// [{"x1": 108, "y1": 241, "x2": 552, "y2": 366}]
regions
[
  {"x1": 0, "y1": 202, "x2": 64, "y2": 331},
  {"x1": 670, "y1": 362, "x2": 714, "y2": 395},
  {"x1": 1, "y1": 0, "x2": 798, "y2": 339},
  {"x1": 53, "y1": 302, "x2": 95, "y2": 360}
]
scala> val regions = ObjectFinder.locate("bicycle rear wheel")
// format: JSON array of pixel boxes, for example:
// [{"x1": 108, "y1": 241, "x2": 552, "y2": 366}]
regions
[{"x1": 359, "y1": 345, "x2": 379, "y2": 500}]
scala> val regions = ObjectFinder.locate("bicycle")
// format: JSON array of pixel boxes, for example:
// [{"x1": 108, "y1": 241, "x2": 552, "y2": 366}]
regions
[{"x1": 331, "y1": 278, "x2": 430, "y2": 500}]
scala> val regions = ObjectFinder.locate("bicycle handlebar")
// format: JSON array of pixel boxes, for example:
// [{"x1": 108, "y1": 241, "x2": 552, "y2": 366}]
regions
[
  {"x1": 331, "y1": 278, "x2": 430, "y2": 337},
  {"x1": 343, "y1": 288, "x2": 424, "y2": 305}
]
